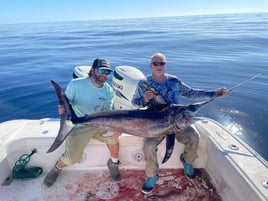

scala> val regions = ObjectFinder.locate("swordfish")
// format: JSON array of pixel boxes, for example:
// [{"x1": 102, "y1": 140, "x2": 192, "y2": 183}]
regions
[{"x1": 47, "y1": 80, "x2": 214, "y2": 161}]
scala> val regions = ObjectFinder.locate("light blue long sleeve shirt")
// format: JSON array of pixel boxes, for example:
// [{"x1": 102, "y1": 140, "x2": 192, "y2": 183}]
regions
[{"x1": 131, "y1": 74, "x2": 216, "y2": 107}]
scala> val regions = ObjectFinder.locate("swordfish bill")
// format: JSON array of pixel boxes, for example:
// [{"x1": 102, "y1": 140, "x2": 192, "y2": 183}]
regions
[{"x1": 47, "y1": 80, "x2": 214, "y2": 155}]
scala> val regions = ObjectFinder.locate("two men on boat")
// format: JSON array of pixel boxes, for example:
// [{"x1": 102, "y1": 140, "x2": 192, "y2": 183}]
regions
[{"x1": 44, "y1": 53, "x2": 228, "y2": 195}]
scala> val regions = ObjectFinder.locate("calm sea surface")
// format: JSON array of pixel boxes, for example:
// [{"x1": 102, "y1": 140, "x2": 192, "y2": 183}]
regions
[{"x1": 0, "y1": 13, "x2": 267, "y2": 161}]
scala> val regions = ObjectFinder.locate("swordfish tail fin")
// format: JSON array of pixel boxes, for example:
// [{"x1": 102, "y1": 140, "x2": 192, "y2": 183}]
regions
[
  {"x1": 46, "y1": 80, "x2": 78, "y2": 153},
  {"x1": 50, "y1": 80, "x2": 79, "y2": 122}
]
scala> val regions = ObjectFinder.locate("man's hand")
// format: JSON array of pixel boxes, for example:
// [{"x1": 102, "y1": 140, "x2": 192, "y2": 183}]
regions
[
  {"x1": 112, "y1": 131, "x2": 121, "y2": 137},
  {"x1": 215, "y1": 87, "x2": 229, "y2": 98},
  {"x1": 58, "y1": 105, "x2": 65, "y2": 114},
  {"x1": 144, "y1": 90, "x2": 155, "y2": 102}
]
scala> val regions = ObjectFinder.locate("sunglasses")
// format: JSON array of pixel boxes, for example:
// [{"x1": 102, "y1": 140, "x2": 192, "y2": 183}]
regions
[
  {"x1": 96, "y1": 68, "x2": 112, "y2": 75},
  {"x1": 151, "y1": 61, "x2": 166, "y2": 66}
]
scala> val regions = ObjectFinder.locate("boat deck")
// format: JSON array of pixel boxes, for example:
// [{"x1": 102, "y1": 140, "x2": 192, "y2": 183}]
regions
[
  {"x1": 1, "y1": 119, "x2": 267, "y2": 201},
  {"x1": 1, "y1": 168, "x2": 222, "y2": 201}
]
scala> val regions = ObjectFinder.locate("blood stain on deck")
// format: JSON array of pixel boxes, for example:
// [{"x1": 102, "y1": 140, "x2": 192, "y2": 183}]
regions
[{"x1": 43, "y1": 168, "x2": 222, "y2": 201}]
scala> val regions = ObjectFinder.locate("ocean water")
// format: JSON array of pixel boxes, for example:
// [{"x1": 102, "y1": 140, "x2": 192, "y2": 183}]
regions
[{"x1": 0, "y1": 13, "x2": 267, "y2": 161}]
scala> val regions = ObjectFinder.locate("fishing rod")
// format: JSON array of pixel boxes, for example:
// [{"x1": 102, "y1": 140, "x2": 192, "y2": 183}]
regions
[{"x1": 228, "y1": 73, "x2": 261, "y2": 92}]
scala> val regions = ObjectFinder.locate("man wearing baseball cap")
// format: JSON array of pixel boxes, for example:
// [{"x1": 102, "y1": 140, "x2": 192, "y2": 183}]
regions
[
  {"x1": 92, "y1": 57, "x2": 113, "y2": 71},
  {"x1": 44, "y1": 57, "x2": 121, "y2": 187}
]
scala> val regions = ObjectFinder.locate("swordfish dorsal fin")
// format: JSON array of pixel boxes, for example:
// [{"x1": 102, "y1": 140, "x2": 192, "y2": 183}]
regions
[{"x1": 47, "y1": 80, "x2": 78, "y2": 153}]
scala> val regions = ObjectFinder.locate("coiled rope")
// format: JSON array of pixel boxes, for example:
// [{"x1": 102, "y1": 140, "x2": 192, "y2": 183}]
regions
[{"x1": 12, "y1": 148, "x2": 43, "y2": 179}]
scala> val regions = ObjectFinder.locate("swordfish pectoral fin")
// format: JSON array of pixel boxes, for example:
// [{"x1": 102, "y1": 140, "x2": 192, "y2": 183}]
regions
[
  {"x1": 46, "y1": 80, "x2": 78, "y2": 153},
  {"x1": 161, "y1": 133, "x2": 176, "y2": 164}
]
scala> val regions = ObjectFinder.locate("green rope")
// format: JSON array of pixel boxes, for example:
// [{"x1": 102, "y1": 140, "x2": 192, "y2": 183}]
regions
[{"x1": 12, "y1": 148, "x2": 43, "y2": 179}]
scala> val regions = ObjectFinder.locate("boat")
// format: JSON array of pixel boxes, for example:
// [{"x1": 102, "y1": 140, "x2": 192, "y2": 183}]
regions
[{"x1": 0, "y1": 65, "x2": 267, "y2": 201}]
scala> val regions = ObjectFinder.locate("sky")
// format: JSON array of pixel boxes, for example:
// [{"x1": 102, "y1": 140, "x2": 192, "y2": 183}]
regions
[{"x1": 1, "y1": 0, "x2": 268, "y2": 24}]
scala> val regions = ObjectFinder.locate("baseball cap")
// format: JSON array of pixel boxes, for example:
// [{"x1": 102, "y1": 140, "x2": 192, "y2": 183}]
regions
[{"x1": 92, "y1": 58, "x2": 113, "y2": 72}]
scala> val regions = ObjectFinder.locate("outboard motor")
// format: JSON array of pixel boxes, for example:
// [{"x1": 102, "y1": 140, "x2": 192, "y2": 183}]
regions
[
  {"x1": 112, "y1": 66, "x2": 145, "y2": 110},
  {"x1": 73, "y1": 65, "x2": 91, "y2": 78}
]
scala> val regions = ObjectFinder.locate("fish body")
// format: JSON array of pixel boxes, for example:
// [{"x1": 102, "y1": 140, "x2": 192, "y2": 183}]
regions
[
  {"x1": 47, "y1": 80, "x2": 212, "y2": 155},
  {"x1": 73, "y1": 101, "x2": 207, "y2": 137}
]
